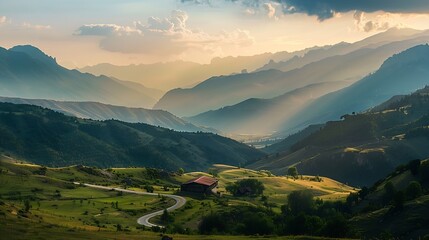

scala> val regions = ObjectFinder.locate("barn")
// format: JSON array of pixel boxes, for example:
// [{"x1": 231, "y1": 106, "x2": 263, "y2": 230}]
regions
[{"x1": 181, "y1": 176, "x2": 218, "y2": 193}]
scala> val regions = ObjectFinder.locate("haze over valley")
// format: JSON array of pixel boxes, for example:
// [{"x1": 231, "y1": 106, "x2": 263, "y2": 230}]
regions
[{"x1": 1, "y1": 1, "x2": 429, "y2": 239}]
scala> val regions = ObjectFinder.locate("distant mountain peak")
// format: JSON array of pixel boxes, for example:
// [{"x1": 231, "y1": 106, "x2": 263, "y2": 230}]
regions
[
  {"x1": 9, "y1": 45, "x2": 57, "y2": 65},
  {"x1": 380, "y1": 44, "x2": 429, "y2": 69}
]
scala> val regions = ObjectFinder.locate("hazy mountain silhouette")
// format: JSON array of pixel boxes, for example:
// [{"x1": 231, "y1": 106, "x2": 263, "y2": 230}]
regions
[
  {"x1": 0, "y1": 45, "x2": 162, "y2": 108},
  {"x1": 80, "y1": 51, "x2": 309, "y2": 91},
  {"x1": 187, "y1": 81, "x2": 350, "y2": 134},
  {"x1": 283, "y1": 44, "x2": 429, "y2": 134},
  {"x1": 258, "y1": 28, "x2": 427, "y2": 72},
  {"x1": 0, "y1": 96, "x2": 209, "y2": 132},
  {"x1": 156, "y1": 33, "x2": 429, "y2": 117}
]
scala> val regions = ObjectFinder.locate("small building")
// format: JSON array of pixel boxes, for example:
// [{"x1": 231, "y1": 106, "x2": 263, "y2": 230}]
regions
[{"x1": 181, "y1": 176, "x2": 218, "y2": 193}]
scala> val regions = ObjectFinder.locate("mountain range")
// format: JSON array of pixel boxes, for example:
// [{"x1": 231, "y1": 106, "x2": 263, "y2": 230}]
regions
[
  {"x1": 248, "y1": 83, "x2": 429, "y2": 186},
  {"x1": 187, "y1": 81, "x2": 350, "y2": 134},
  {"x1": 79, "y1": 49, "x2": 313, "y2": 91},
  {"x1": 258, "y1": 28, "x2": 427, "y2": 72},
  {"x1": 155, "y1": 29, "x2": 429, "y2": 117},
  {"x1": 281, "y1": 44, "x2": 429, "y2": 135},
  {"x1": 0, "y1": 102, "x2": 263, "y2": 170},
  {"x1": 0, "y1": 96, "x2": 207, "y2": 133},
  {"x1": 0, "y1": 45, "x2": 162, "y2": 108}
]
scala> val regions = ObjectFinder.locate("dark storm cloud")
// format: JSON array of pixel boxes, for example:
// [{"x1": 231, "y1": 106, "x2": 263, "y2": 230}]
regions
[
  {"x1": 181, "y1": 0, "x2": 429, "y2": 21},
  {"x1": 276, "y1": 0, "x2": 429, "y2": 20}
]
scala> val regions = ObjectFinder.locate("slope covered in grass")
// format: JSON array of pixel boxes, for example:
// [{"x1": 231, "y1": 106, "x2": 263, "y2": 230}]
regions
[{"x1": 0, "y1": 102, "x2": 263, "y2": 170}]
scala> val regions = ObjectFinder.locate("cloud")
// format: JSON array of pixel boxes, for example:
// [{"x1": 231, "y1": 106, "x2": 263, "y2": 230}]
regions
[
  {"x1": 76, "y1": 24, "x2": 140, "y2": 36},
  {"x1": 263, "y1": 2, "x2": 277, "y2": 19},
  {"x1": 75, "y1": 10, "x2": 254, "y2": 57},
  {"x1": 353, "y1": 11, "x2": 391, "y2": 32},
  {"x1": 22, "y1": 22, "x2": 51, "y2": 30},
  {"x1": 0, "y1": 16, "x2": 10, "y2": 25},
  {"x1": 182, "y1": 0, "x2": 429, "y2": 21},
  {"x1": 180, "y1": 0, "x2": 212, "y2": 4},
  {"x1": 243, "y1": 8, "x2": 257, "y2": 16},
  {"x1": 278, "y1": 0, "x2": 429, "y2": 20}
]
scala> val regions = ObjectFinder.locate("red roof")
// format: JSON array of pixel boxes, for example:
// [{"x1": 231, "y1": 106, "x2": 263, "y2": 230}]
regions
[{"x1": 183, "y1": 176, "x2": 218, "y2": 186}]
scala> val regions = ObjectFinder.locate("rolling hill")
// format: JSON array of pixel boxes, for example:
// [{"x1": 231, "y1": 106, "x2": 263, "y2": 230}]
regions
[
  {"x1": 248, "y1": 85, "x2": 429, "y2": 187},
  {"x1": 0, "y1": 102, "x2": 264, "y2": 171},
  {"x1": 0, "y1": 96, "x2": 208, "y2": 133},
  {"x1": 0, "y1": 45, "x2": 162, "y2": 108},
  {"x1": 187, "y1": 81, "x2": 350, "y2": 134},
  {"x1": 0, "y1": 156, "x2": 356, "y2": 239},
  {"x1": 155, "y1": 33, "x2": 429, "y2": 117}
]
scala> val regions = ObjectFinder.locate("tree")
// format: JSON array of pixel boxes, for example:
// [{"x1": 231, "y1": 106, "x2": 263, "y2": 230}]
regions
[
  {"x1": 408, "y1": 159, "x2": 421, "y2": 176},
  {"x1": 359, "y1": 187, "x2": 369, "y2": 200},
  {"x1": 383, "y1": 182, "x2": 396, "y2": 205},
  {"x1": 241, "y1": 212, "x2": 275, "y2": 235},
  {"x1": 177, "y1": 168, "x2": 185, "y2": 176},
  {"x1": 24, "y1": 199, "x2": 31, "y2": 212},
  {"x1": 420, "y1": 160, "x2": 429, "y2": 182},
  {"x1": 287, "y1": 167, "x2": 298, "y2": 179},
  {"x1": 161, "y1": 209, "x2": 173, "y2": 224},
  {"x1": 406, "y1": 181, "x2": 422, "y2": 200},
  {"x1": 285, "y1": 190, "x2": 314, "y2": 215},
  {"x1": 346, "y1": 192, "x2": 359, "y2": 207},
  {"x1": 392, "y1": 191, "x2": 405, "y2": 211},
  {"x1": 199, "y1": 213, "x2": 228, "y2": 234},
  {"x1": 226, "y1": 179, "x2": 264, "y2": 197},
  {"x1": 322, "y1": 214, "x2": 349, "y2": 238},
  {"x1": 144, "y1": 185, "x2": 154, "y2": 193},
  {"x1": 287, "y1": 213, "x2": 323, "y2": 235},
  {"x1": 116, "y1": 224, "x2": 122, "y2": 231}
]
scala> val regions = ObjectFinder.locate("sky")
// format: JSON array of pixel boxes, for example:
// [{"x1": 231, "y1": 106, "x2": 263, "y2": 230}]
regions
[{"x1": 1, "y1": 0, "x2": 429, "y2": 68}]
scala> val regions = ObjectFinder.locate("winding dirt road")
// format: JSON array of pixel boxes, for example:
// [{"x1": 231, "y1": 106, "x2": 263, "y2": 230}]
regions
[{"x1": 73, "y1": 182, "x2": 186, "y2": 228}]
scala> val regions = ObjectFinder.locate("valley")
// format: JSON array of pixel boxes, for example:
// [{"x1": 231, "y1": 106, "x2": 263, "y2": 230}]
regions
[
  {"x1": 1, "y1": 2, "x2": 429, "y2": 237},
  {"x1": 0, "y1": 156, "x2": 355, "y2": 239}
]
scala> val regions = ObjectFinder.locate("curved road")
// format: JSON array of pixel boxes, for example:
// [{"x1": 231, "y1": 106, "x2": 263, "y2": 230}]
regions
[{"x1": 73, "y1": 182, "x2": 186, "y2": 228}]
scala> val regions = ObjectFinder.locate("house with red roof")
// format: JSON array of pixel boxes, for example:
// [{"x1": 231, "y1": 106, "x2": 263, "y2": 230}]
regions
[{"x1": 180, "y1": 176, "x2": 218, "y2": 193}]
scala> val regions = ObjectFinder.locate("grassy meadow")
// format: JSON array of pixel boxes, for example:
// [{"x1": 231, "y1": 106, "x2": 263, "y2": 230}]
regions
[{"x1": 0, "y1": 156, "x2": 356, "y2": 239}]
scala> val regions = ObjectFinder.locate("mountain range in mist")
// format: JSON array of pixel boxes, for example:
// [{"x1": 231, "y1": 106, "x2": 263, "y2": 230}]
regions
[
  {"x1": 0, "y1": 45, "x2": 162, "y2": 108},
  {"x1": 187, "y1": 81, "x2": 350, "y2": 134},
  {"x1": 282, "y1": 44, "x2": 429, "y2": 134},
  {"x1": 249, "y1": 83, "x2": 429, "y2": 186},
  {"x1": 80, "y1": 49, "x2": 313, "y2": 91},
  {"x1": 1, "y1": 30, "x2": 426, "y2": 187},
  {"x1": 155, "y1": 28, "x2": 429, "y2": 118}
]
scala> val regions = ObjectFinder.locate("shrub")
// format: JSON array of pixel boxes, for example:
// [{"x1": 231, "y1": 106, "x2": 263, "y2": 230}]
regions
[
  {"x1": 406, "y1": 181, "x2": 422, "y2": 200},
  {"x1": 287, "y1": 167, "x2": 298, "y2": 179},
  {"x1": 226, "y1": 179, "x2": 264, "y2": 197},
  {"x1": 285, "y1": 190, "x2": 315, "y2": 215}
]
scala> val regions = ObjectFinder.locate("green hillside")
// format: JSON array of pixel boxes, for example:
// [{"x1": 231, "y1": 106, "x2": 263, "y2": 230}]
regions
[
  {"x1": 0, "y1": 102, "x2": 263, "y2": 170},
  {"x1": 248, "y1": 85, "x2": 429, "y2": 186},
  {"x1": 0, "y1": 96, "x2": 209, "y2": 133},
  {"x1": 348, "y1": 159, "x2": 429, "y2": 238},
  {"x1": 3, "y1": 150, "x2": 426, "y2": 239},
  {"x1": 0, "y1": 156, "x2": 354, "y2": 239}
]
